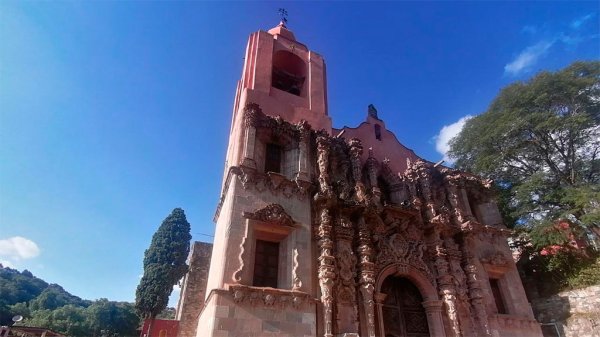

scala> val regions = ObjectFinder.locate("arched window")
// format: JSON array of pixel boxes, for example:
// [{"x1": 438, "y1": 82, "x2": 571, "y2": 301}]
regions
[{"x1": 271, "y1": 51, "x2": 306, "y2": 96}]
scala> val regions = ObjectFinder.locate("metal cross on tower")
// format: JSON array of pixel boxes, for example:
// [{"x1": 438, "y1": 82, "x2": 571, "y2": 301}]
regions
[{"x1": 278, "y1": 8, "x2": 288, "y2": 25}]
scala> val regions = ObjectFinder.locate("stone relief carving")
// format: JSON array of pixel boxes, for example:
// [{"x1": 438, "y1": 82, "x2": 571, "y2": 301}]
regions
[
  {"x1": 232, "y1": 165, "x2": 311, "y2": 200},
  {"x1": 357, "y1": 216, "x2": 377, "y2": 337},
  {"x1": 201, "y1": 102, "x2": 541, "y2": 337},
  {"x1": 335, "y1": 223, "x2": 359, "y2": 333},
  {"x1": 242, "y1": 203, "x2": 295, "y2": 227},
  {"x1": 464, "y1": 256, "x2": 491, "y2": 337},
  {"x1": 375, "y1": 229, "x2": 433, "y2": 283},
  {"x1": 316, "y1": 208, "x2": 336, "y2": 337},
  {"x1": 481, "y1": 251, "x2": 509, "y2": 266},
  {"x1": 292, "y1": 247, "x2": 302, "y2": 291},
  {"x1": 243, "y1": 102, "x2": 261, "y2": 128},
  {"x1": 229, "y1": 285, "x2": 314, "y2": 310},
  {"x1": 232, "y1": 234, "x2": 248, "y2": 283},
  {"x1": 316, "y1": 135, "x2": 333, "y2": 197}
]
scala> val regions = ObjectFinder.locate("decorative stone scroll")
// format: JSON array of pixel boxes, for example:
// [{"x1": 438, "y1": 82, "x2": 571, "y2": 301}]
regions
[
  {"x1": 242, "y1": 203, "x2": 295, "y2": 228},
  {"x1": 292, "y1": 247, "x2": 302, "y2": 291}
]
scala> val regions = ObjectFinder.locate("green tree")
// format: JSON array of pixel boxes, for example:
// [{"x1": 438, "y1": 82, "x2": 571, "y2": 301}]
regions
[
  {"x1": 87, "y1": 299, "x2": 139, "y2": 337},
  {"x1": 449, "y1": 61, "x2": 600, "y2": 292},
  {"x1": 135, "y1": 208, "x2": 191, "y2": 333},
  {"x1": 50, "y1": 305, "x2": 89, "y2": 337},
  {"x1": 9, "y1": 302, "x2": 30, "y2": 319},
  {"x1": 30, "y1": 285, "x2": 88, "y2": 311}
]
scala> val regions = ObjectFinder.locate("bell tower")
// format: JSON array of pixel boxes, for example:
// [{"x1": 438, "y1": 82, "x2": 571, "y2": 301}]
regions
[
  {"x1": 193, "y1": 22, "x2": 325, "y2": 337},
  {"x1": 232, "y1": 20, "x2": 331, "y2": 132}
]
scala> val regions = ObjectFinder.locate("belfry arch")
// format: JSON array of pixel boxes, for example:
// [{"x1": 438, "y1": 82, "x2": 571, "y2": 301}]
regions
[{"x1": 374, "y1": 264, "x2": 446, "y2": 337}]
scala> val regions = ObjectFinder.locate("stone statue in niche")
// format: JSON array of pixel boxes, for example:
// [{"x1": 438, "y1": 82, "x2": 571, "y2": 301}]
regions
[{"x1": 338, "y1": 241, "x2": 357, "y2": 285}]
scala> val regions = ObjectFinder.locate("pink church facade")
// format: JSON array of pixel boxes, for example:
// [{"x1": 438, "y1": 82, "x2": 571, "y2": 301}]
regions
[{"x1": 175, "y1": 22, "x2": 543, "y2": 337}]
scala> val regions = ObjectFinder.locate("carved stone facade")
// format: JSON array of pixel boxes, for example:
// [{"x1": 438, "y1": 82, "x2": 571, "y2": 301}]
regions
[{"x1": 176, "y1": 23, "x2": 543, "y2": 337}]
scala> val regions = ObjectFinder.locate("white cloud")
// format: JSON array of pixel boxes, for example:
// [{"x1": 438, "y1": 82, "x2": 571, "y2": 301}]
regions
[
  {"x1": 0, "y1": 236, "x2": 41, "y2": 261},
  {"x1": 571, "y1": 13, "x2": 595, "y2": 29},
  {"x1": 504, "y1": 40, "x2": 554, "y2": 76},
  {"x1": 506, "y1": 13, "x2": 598, "y2": 76},
  {"x1": 1, "y1": 259, "x2": 15, "y2": 268},
  {"x1": 433, "y1": 115, "x2": 473, "y2": 164}
]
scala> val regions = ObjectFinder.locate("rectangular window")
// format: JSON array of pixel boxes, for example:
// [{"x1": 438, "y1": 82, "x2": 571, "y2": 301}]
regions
[
  {"x1": 375, "y1": 124, "x2": 382, "y2": 141},
  {"x1": 489, "y1": 278, "x2": 507, "y2": 314},
  {"x1": 253, "y1": 240, "x2": 279, "y2": 288},
  {"x1": 265, "y1": 143, "x2": 282, "y2": 173}
]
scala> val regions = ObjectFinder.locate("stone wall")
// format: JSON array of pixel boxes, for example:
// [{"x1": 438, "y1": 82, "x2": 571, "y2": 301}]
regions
[
  {"x1": 176, "y1": 242, "x2": 212, "y2": 337},
  {"x1": 531, "y1": 285, "x2": 600, "y2": 337},
  {"x1": 196, "y1": 287, "x2": 317, "y2": 337}
]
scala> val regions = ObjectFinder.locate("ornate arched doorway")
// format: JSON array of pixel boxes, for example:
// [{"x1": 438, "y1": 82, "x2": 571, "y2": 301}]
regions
[{"x1": 380, "y1": 276, "x2": 430, "y2": 337}]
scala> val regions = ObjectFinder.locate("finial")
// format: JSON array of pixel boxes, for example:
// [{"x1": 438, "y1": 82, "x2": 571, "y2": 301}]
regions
[
  {"x1": 368, "y1": 147, "x2": 374, "y2": 158},
  {"x1": 368, "y1": 104, "x2": 378, "y2": 119},
  {"x1": 278, "y1": 8, "x2": 288, "y2": 27}
]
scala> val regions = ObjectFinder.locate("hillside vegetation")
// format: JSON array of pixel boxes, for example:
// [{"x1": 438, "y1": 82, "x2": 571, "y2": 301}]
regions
[{"x1": 0, "y1": 266, "x2": 140, "y2": 337}]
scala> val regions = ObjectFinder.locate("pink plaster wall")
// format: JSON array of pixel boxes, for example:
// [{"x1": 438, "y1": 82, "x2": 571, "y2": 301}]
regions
[{"x1": 334, "y1": 115, "x2": 422, "y2": 174}]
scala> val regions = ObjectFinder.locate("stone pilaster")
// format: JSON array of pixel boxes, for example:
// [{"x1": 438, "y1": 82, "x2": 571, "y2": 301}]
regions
[{"x1": 357, "y1": 216, "x2": 376, "y2": 337}]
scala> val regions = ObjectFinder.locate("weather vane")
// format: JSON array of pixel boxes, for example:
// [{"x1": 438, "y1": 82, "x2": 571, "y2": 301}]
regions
[{"x1": 278, "y1": 8, "x2": 288, "y2": 25}]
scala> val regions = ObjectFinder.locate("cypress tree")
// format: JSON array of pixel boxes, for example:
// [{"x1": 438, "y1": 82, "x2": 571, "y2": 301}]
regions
[{"x1": 135, "y1": 208, "x2": 191, "y2": 327}]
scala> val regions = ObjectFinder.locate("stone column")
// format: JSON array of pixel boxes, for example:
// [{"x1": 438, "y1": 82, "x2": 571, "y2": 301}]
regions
[
  {"x1": 241, "y1": 104, "x2": 259, "y2": 168},
  {"x1": 349, "y1": 139, "x2": 365, "y2": 203},
  {"x1": 317, "y1": 208, "x2": 336, "y2": 337},
  {"x1": 366, "y1": 149, "x2": 381, "y2": 205},
  {"x1": 335, "y1": 215, "x2": 358, "y2": 334},
  {"x1": 422, "y1": 300, "x2": 446, "y2": 337},
  {"x1": 463, "y1": 234, "x2": 491, "y2": 337},
  {"x1": 446, "y1": 236, "x2": 476, "y2": 337},
  {"x1": 357, "y1": 217, "x2": 376, "y2": 337},
  {"x1": 445, "y1": 175, "x2": 468, "y2": 225},
  {"x1": 433, "y1": 235, "x2": 463, "y2": 337},
  {"x1": 317, "y1": 135, "x2": 333, "y2": 197},
  {"x1": 416, "y1": 162, "x2": 437, "y2": 220},
  {"x1": 295, "y1": 120, "x2": 310, "y2": 181}
]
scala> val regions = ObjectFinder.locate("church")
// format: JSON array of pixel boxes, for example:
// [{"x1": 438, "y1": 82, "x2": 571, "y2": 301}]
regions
[{"x1": 175, "y1": 21, "x2": 543, "y2": 337}]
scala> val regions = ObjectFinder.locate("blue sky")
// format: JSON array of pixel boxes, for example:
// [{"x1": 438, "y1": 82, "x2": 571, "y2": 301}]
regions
[{"x1": 1, "y1": 1, "x2": 598, "y2": 306}]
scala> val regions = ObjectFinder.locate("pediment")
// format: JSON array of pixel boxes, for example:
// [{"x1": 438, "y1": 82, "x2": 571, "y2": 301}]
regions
[{"x1": 242, "y1": 204, "x2": 296, "y2": 228}]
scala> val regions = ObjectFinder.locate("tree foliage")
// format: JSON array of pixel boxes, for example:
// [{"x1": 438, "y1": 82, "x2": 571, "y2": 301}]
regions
[
  {"x1": 449, "y1": 61, "x2": 600, "y2": 293},
  {"x1": 0, "y1": 266, "x2": 141, "y2": 337},
  {"x1": 135, "y1": 208, "x2": 191, "y2": 319}
]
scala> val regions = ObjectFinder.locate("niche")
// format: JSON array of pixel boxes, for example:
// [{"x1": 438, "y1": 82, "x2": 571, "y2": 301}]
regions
[{"x1": 271, "y1": 50, "x2": 306, "y2": 96}]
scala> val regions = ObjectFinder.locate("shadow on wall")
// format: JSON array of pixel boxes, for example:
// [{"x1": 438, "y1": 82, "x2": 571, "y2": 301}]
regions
[{"x1": 534, "y1": 295, "x2": 570, "y2": 337}]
